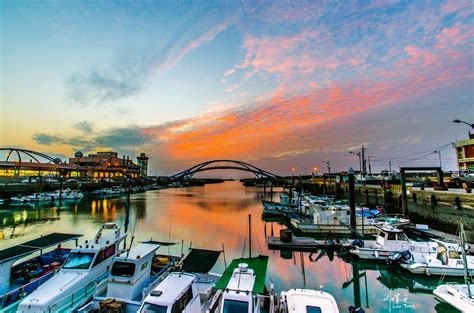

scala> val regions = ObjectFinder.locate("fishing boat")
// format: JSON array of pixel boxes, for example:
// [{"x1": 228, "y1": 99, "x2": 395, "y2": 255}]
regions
[
  {"x1": 17, "y1": 223, "x2": 126, "y2": 312},
  {"x1": 78, "y1": 242, "x2": 178, "y2": 312},
  {"x1": 278, "y1": 288, "x2": 339, "y2": 313},
  {"x1": 0, "y1": 233, "x2": 82, "y2": 313},
  {"x1": 138, "y1": 272, "x2": 202, "y2": 312},
  {"x1": 400, "y1": 215, "x2": 473, "y2": 277},
  {"x1": 25, "y1": 193, "x2": 53, "y2": 202},
  {"x1": 399, "y1": 240, "x2": 474, "y2": 276},
  {"x1": 137, "y1": 247, "x2": 223, "y2": 312},
  {"x1": 432, "y1": 215, "x2": 474, "y2": 312},
  {"x1": 350, "y1": 224, "x2": 439, "y2": 261},
  {"x1": 206, "y1": 255, "x2": 275, "y2": 313}
]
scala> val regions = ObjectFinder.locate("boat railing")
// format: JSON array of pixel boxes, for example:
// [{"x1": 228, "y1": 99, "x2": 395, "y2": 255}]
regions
[
  {"x1": 0, "y1": 270, "x2": 56, "y2": 309},
  {"x1": 47, "y1": 272, "x2": 110, "y2": 313},
  {"x1": 141, "y1": 259, "x2": 177, "y2": 299}
]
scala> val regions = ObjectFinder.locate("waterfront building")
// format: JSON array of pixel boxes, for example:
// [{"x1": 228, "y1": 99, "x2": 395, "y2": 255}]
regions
[
  {"x1": 0, "y1": 149, "x2": 140, "y2": 181},
  {"x1": 136, "y1": 152, "x2": 149, "y2": 177},
  {"x1": 69, "y1": 151, "x2": 140, "y2": 179},
  {"x1": 453, "y1": 139, "x2": 474, "y2": 171}
]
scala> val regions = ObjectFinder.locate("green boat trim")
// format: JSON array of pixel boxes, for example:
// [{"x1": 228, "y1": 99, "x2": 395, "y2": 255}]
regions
[{"x1": 215, "y1": 255, "x2": 269, "y2": 294}]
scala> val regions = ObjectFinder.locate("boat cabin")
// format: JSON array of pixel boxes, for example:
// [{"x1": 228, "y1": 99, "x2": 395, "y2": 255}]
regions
[
  {"x1": 138, "y1": 272, "x2": 200, "y2": 313},
  {"x1": 17, "y1": 223, "x2": 126, "y2": 313},
  {"x1": 0, "y1": 233, "x2": 82, "y2": 311},
  {"x1": 106, "y1": 243, "x2": 160, "y2": 301},
  {"x1": 375, "y1": 225, "x2": 407, "y2": 247},
  {"x1": 220, "y1": 264, "x2": 258, "y2": 313}
]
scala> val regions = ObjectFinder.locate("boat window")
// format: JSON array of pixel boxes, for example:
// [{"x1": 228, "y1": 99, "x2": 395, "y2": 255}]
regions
[
  {"x1": 93, "y1": 244, "x2": 116, "y2": 267},
  {"x1": 171, "y1": 286, "x2": 193, "y2": 313},
  {"x1": 63, "y1": 252, "x2": 95, "y2": 269},
  {"x1": 111, "y1": 261, "x2": 136, "y2": 277},
  {"x1": 223, "y1": 299, "x2": 249, "y2": 313},
  {"x1": 140, "y1": 302, "x2": 167, "y2": 313},
  {"x1": 306, "y1": 306, "x2": 322, "y2": 313},
  {"x1": 387, "y1": 233, "x2": 396, "y2": 241},
  {"x1": 448, "y1": 250, "x2": 461, "y2": 259}
]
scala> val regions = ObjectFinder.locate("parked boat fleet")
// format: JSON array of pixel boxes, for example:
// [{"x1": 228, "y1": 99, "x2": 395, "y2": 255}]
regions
[
  {"x1": 1, "y1": 222, "x2": 355, "y2": 313},
  {"x1": 6, "y1": 184, "x2": 165, "y2": 204},
  {"x1": 263, "y1": 191, "x2": 409, "y2": 235},
  {"x1": 264, "y1": 192, "x2": 474, "y2": 312}
]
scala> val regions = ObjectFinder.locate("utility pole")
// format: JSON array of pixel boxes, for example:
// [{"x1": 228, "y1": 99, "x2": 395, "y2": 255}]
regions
[
  {"x1": 434, "y1": 150, "x2": 442, "y2": 169},
  {"x1": 368, "y1": 156, "x2": 374, "y2": 176},
  {"x1": 361, "y1": 145, "x2": 366, "y2": 179},
  {"x1": 322, "y1": 161, "x2": 331, "y2": 176},
  {"x1": 389, "y1": 161, "x2": 392, "y2": 175}
]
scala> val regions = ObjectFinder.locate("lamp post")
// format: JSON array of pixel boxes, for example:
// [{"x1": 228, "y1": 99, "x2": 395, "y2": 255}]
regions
[
  {"x1": 348, "y1": 167, "x2": 356, "y2": 234},
  {"x1": 434, "y1": 150, "x2": 442, "y2": 169},
  {"x1": 368, "y1": 156, "x2": 374, "y2": 176},
  {"x1": 453, "y1": 119, "x2": 474, "y2": 139},
  {"x1": 349, "y1": 151, "x2": 362, "y2": 180},
  {"x1": 322, "y1": 161, "x2": 331, "y2": 175}
]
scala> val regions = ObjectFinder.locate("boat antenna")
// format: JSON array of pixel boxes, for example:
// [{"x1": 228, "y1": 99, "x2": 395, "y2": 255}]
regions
[{"x1": 127, "y1": 209, "x2": 138, "y2": 257}]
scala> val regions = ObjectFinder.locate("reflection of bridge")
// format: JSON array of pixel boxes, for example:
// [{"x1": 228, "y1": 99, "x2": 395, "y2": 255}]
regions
[{"x1": 170, "y1": 160, "x2": 281, "y2": 180}]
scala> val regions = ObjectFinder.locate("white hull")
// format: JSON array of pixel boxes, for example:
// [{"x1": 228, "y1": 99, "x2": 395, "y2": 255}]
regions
[
  {"x1": 401, "y1": 263, "x2": 474, "y2": 276},
  {"x1": 434, "y1": 284, "x2": 474, "y2": 312},
  {"x1": 291, "y1": 218, "x2": 378, "y2": 235}
]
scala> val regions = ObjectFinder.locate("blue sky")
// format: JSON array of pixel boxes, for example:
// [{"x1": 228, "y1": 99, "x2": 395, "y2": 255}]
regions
[{"x1": 1, "y1": 0, "x2": 473, "y2": 174}]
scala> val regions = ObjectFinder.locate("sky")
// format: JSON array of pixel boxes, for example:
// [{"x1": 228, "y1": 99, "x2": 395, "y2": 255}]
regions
[{"x1": 1, "y1": 0, "x2": 473, "y2": 176}]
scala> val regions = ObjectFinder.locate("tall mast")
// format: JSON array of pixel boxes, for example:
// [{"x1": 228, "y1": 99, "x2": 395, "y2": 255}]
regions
[
  {"x1": 248, "y1": 214, "x2": 252, "y2": 258},
  {"x1": 459, "y1": 217, "x2": 472, "y2": 298}
]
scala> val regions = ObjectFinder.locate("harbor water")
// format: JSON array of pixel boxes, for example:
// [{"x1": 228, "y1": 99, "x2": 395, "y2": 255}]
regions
[{"x1": 0, "y1": 181, "x2": 459, "y2": 312}]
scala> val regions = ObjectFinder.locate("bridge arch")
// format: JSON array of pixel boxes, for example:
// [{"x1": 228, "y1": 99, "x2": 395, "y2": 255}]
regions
[
  {"x1": 0, "y1": 147, "x2": 62, "y2": 165},
  {"x1": 170, "y1": 160, "x2": 281, "y2": 180}
]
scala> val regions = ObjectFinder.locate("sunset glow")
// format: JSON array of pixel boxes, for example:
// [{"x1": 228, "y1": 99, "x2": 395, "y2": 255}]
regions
[{"x1": 1, "y1": 1, "x2": 473, "y2": 174}]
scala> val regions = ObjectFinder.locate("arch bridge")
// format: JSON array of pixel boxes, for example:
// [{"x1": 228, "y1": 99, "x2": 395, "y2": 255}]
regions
[
  {"x1": 0, "y1": 147, "x2": 62, "y2": 165},
  {"x1": 170, "y1": 160, "x2": 281, "y2": 180}
]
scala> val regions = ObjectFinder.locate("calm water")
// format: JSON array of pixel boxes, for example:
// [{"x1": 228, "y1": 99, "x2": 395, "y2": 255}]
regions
[{"x1": 0, "y1": 181, "x2": 459, "y2": 312}]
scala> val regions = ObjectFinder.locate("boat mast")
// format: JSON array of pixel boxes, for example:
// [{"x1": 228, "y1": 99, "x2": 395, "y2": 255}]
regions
[
  {"x1": 459, "y1": 218, "x2": 472, "y2": 298},
  {"x1": 248, "y1": 214, "x2": 252, "y2": 258}
]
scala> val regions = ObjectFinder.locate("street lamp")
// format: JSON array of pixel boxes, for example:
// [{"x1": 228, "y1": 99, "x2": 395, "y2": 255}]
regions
[
  {"x1": 349, "y1": 151, "x2": 362, "y2": 176},
  {"x1": 453, "y1": 119, "x2": 474, "y2": 139},
  {"x1": 368, "y1": 155, "x2": 374, "y2": 176},
  {"x1": 434, "y1": 150, "x2": 442, "y2": 169},
  {"x1": 321, "y1": 161, "x2": 331, "y2": 175}
]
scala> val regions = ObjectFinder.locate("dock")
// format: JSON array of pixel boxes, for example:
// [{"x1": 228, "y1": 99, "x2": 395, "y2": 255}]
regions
[{"x1": 267, "y1": 236, "x2": 353, "y2": 252}]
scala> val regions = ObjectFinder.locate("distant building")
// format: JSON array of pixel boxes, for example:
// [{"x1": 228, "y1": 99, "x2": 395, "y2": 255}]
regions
[
  {"x1": 453, "y1": 139, "x2": 474, "y2": 171},
  {"x1": 69, "y1": 151, "x2": 140, "y2": 179},
  {"x1": 136, "y1": 153, "x2": 149, "y2": 177},
  {"x1": 0, "y1": 149, "x2": 140, "y2": 181}
]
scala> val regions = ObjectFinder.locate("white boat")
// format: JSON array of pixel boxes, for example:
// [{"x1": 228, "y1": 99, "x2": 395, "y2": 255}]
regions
[
  {"x1": 138, "y1": 272, "x2": 202, "y2": 312},
  {"x1": 278, "y1": 288, "x2": 339, "y2": 313},
  {"x1": 433, "y1": 284, "x2": 474, "y2": 312},
  {"x1": 350, "y1": 224, "x2": 439, "y2": 261},
  {"x1": 290, "y1": 211, "x2": 379, "y2": 235},
  {"x1": 17, "y1": 223, "x2": 126, "y2": 312},
  {"x1": 25, "y1": 193, "x2": 53, "y2": 202},
  {"x1": 50, "y1": 189, "x2": 84, "y2": 200},
  {"x1": 0, "y1": 233, "x2": 82, "y2": 313},
  {"x1": 206, "y1": 255, "x2": 275, "y2": 313},
  {"x1": 79, "y1": 242, "x2": 169, "y2": 313},
  {"x1": 10, "y1": 195, "x2": 28, "y2": 203},
  {"x1": 137, "y1": 246, "x2": 223, "y2": 312},
  {"x1": 400, "y1": 240, "x2": 474, "y2": 276}
]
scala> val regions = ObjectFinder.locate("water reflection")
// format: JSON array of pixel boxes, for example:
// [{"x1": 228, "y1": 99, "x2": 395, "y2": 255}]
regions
[{"x1": 0, "y1": 181, "x2": 460, "y2": 312}]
